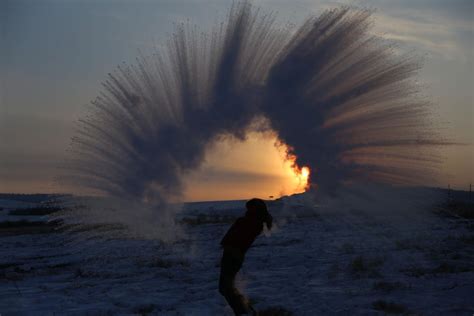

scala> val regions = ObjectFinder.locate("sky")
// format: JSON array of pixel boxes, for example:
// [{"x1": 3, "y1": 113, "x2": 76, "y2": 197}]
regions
[{"x1": 1, "y1": 0, "x2": 473, "y2": 201}]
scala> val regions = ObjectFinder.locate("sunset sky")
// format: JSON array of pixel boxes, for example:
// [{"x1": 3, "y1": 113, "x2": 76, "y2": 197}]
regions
[{"x1": 1, "y1": 0, "x2": 472, "y2": 201}]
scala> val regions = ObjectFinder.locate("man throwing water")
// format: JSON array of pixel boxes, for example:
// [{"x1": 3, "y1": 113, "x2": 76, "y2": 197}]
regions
[{"x1": 219, "y1": 198, "x2": 273, "y2": 315}]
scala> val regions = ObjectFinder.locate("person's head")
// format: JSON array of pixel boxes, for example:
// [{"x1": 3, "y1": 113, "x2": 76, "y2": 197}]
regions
[{"x1": 245, "y1": 198, "x2": 269, "y2": 223}]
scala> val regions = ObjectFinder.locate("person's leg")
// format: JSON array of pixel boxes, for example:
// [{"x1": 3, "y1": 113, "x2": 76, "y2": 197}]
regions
[{"x1": 219, "y1": 250, "x2": 249, "y2": 315}]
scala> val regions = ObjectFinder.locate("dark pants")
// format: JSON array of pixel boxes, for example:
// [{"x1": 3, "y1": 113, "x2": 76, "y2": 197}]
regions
[{"x1": 219, "y1": 247, "x2": 249, "y2": 315}]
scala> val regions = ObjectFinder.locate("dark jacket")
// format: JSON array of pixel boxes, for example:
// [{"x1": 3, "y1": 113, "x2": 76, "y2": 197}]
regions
[{"x1": 220, "y1": 209, "x2": 272, "y2": 255}]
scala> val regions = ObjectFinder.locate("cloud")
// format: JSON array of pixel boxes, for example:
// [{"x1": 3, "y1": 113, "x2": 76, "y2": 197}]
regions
[
  {"x1": 369, "y1": 4, "x2": 473, "y2": 61},
  {"x1": 289, "y1": 0, "x2": 473, "y2": 61}
]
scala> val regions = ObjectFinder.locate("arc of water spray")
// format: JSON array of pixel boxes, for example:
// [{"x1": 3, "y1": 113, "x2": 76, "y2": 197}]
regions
[{"x1": 58, "y1": 2, "x2": 446, "y2": 239}]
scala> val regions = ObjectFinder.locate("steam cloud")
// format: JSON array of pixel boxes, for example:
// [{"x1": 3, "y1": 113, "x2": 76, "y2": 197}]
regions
[{"x1": 58, "y1": 3, "x2": 445, "y2": 238}]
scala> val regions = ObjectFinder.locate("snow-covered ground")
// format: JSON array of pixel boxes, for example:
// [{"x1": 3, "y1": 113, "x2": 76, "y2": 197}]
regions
[
  {"x1": 0, "y1": 199, "x2": 38, "y2": 211},
  {"x1": 1, "y1": 196, "x2": 473, "y2": 315}
]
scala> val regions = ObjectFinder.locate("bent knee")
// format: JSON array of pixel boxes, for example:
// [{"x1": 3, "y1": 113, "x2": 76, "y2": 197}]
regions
[
  {"x1": 219, "y1": 286, "x2": 230, "y2": 296},
  {"x1": 219, "y1": 280, "x2": 234, "y2": 296},
  {"x1": 218, "y1": 286, "x2": 225, "y2": 296},
  {"x1": 219, "y1": 282, "x2": 229, "y2": 296}
]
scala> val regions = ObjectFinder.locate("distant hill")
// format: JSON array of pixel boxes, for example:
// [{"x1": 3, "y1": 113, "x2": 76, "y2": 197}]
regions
[
  {"x1": 0, "y1": 187, "x2": 471, "y2": 206},
  {"x1": 0, "y1": 193, "x2": 69, "y2": 204},
  {"x1": 431, "y1": 187, "x2": 472, "y2": 203}
]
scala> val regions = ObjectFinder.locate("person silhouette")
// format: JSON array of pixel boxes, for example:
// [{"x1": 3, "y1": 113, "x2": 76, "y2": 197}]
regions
[{"x1": 219, "y1": 198, "x2": 273, "y2": 315}]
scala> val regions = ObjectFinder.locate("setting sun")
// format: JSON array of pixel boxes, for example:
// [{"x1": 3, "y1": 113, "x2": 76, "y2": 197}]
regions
[
  {"x1": 292, "y1": 165, "x2": 310, "y2": 192},
  {"x1": 301, "y1": 166, "x2": 310, "y2": 179},
  {"x1": 183, "y1": 132, "x2": 313, "y2": 201}
]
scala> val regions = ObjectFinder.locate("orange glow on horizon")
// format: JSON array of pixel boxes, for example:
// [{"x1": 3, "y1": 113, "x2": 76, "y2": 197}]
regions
[
  {"x1": 301, "y1": 166, "x2": 310, "y2": 179},
  {"x1": 288, "y1": 159, "x2": 311, "y2": 193},
  {"x1": 182, "y1": 132, "x2": 314, "y2": 201},
  {"x1": 280, "y1": 142, "x2": 311, "y2": 194}
]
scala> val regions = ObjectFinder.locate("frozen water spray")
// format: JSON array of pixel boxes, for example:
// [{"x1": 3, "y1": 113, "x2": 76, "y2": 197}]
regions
[{"x1": 58, "y1": 2, "x2": 447, "y2": 239}]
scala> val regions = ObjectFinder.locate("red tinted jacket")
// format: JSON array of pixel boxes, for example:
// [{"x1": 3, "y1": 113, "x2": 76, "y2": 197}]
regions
[{"x1": 221, "y1": 211, "x2": 271, "y2": 254}]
